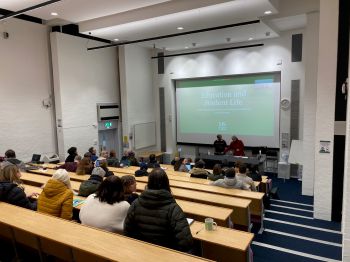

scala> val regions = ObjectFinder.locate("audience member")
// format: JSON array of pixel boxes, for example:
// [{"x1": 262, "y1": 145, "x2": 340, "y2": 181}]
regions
[
  {"x1": 210, "y1": 167, "x2": 244, "y2": 189},
  {"x1": 248, "y1": 164, "x2": 263, "y2": 182},
  {"x1": 121, "y1": 175, "x2": 138, "y2": 204},
  {"x1": 189, "y1": 159, "x2": 210, "y2": 179},
  {"x1": 37, "y1": 169, "x2": 73, "y2": 220},
  {"x1": 171, "y1": 156, "x2": 180, "y2": 166},
  {"x1": 178, "y1": 158, "x2": 190, "y2": 172},
  {"x1": 80, "y1": 176, "x2": 130, "y2": 233},
  {"x1": 128, "y1": 151, "x2": 139, "y2": 167},
  {"x1": 236, "y1": 163, "x2": 257, "y2": 191},
  {"x1": 120, "y1": 150, "x2": 130, "y2": 167},
  {"x1": 57, "y1": 155, "x2": 81, "y2": 172},
  {"x1": 65, "y1": 147, "x2": 78, "y2": 163},
  {"x1": 147, "y1": 154, "x2": 158, "y2": 168},
  {"x1": 2, "y1": 149, "x2": 26, "y2": 170},
  {"x1": 96, "y1": 157, "x2": 114, "y2": 177},
  {"x1": 100, "y1": 150, "x2": 109, "y2": 158},
  {"x1": 0, "y1": 164, "x2": 37, "y2": 210},
  {"x1": 76, "y1": 155, "x2": 94, "y2": 175},
  {"x1": 78, "y1": 167, "x2": 106, "y2": 197},
  {"x1": 135, "y1": 162, "x2": 149, "y2": 177},
  {"x1": 208, "y1": 164, "x2": 225, "y2": 181},
  {"x1": 107, "y1": 150, "x2": 120, "y2": 167},
  {"x1": 124, "y1": 168, "x2": 193, "y2": 252},
  {"x1": 89, "y1": 147, "x2": 98, "y2": 162}
]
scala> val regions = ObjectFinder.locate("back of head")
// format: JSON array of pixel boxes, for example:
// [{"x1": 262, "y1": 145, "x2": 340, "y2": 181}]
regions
[
  {"x1": 174, "y1": 158, "x2": 184, "y2": 171},
  {"x1": 225, "y1": 167, "x2": 236, "y2": 178},
  {"x1": 148, "y1": 168, "x2": 170, "y2": 192},
  {"x1": 195, "y1": 159, "x2": 205, "y2": 169},
  {"x1": 0, "y1": 163, "x2": 21, "y2": 184},
  {"x1": 74, "y1": 155, "x2": 82, "y2": 162},
  {"x1": 213, "y1": 164, "x2": 222, "y2": 176},
  {"x1": 5, "y1": 149, "x2": 16, "y2": 159},
  {"x1": 100, "y1": 151, "x2": 109, "y2": 158},
  {"x1": 95, "y1": 176, "x2": 124, "y2": 205},
  {"x1": 121, "y1": 175, "x2": 136, "y2": 190},
  {"x1": 109, "y1": 150, "x2": 116, "y2": 158},
  {"x1": 91, "y1": 167, "x2": 106, "y2": 178},
  {"x1": 67, "y1": 147, "x2": 77, "y2": 155},
  {"x1": 149, "y1": 154, "x2": 156, "y2": 163},
  {"x1": 88, "y1": 147, "x2": 95, "y2": 155},
  {"x1": 52, "y1": 169, "x2": 71, "y2": 189},
  {"x1": 84, "y1": 152, "x2": 92, "y2": 158},
  {"x1": 239, "y1": 163, "x2": 247, "y2": 174}
]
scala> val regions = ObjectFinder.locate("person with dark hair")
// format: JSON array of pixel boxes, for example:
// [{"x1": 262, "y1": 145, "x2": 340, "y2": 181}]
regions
[
  {"x1": 236, "y1": 163, "x2": 257, "y2": 191},
  {"x1": 135, "y1": 162, "x2": 149, "y2": 177},
  {"x1": 76, "y1": 155, "x2": 94, "y2": 176},
  {"x1": 96, "y1": 157, "x2": 114, "y2": 177},
  {"x1": 78, "y1": 167, "x2": 106, "y2": 197},
  {"x1": 2, "y1": 149, "x2": 26, "y2": 170},
  {"x1": 65, "y1": 147, "x2": 78, "y2": 163},
  {"x1": 211, "y1": 167, "x2": 244, "y2": 189},
  {"x1": 89, "y1": 147, "x2": 98, "y2": 162},
  {"x1": 0, "y1": 164, "x2": 37, "y2": 210},
  {"x1": 171, "y1": 156, "x2": 180, "y2": 166},
  {"x1": 80, "y1": 176, "x2": 130, "y2": 233},
  {"x1": 189, "y1": 159, "x2": 210, "y2": 179},
  {"x1": 57, "y1": 155, "x2": 81, "y2": 172},
  {"x1": 213, "y1": 134, "x2": 227, "y2": 155},
  {"x1": 147, "y1": 154, "x2": 158, "y2": 168},
  {"x1": 107, "y1": 150, "x2": 120, "y2": 167},
  {"x1": 128, "y1": 151, "x2": 139, "y2": 167},
  {"x1": 124, "y1": 168, "x2": 193, "y2": 252},
  {"x1": 208, "y1": 164, "x2": 225, "y2": 181},
  {"x1": 121, "y1": 175, "x2": 138, "y2": 204},
  {"x1": 247, "y1": 164, "x2": 262, "y2": 182},
  {"x1": 224, "y1": 135, "x2": 245, "y2": 156}
]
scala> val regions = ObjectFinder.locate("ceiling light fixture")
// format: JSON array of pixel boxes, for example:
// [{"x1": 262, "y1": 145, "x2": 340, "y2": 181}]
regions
[
  {"x1": 248, "y1": 37, "x2": 254, "y2": 41},
  {"x1": 51, "y1": 12, "x2": 58, "y2": 16},
  {"x1": 264, "y1": 10, "x2": 272, "y2": 15},
  {"x1": 185, "y1": 46, "x2": 189, "y2": 49},
  {"x1": 177, "y1": 27, "x2": 184, "y2": 30},
  {"x1": 113, "y1": 38, "x2": 119, "y2": 41}
]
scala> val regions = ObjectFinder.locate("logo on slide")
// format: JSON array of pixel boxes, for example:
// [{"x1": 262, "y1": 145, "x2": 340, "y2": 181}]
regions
[{"x1": 218, "y1": 122, "x2": 228, "y2": 131}]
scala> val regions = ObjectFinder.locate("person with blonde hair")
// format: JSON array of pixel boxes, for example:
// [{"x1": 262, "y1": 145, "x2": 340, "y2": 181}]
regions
[
  {"x1": 0, "y1": 163, "x2": 37, "y2": 210},
  {"x1": 38, "y1": 169, "x2": 73, "y2": 220}
]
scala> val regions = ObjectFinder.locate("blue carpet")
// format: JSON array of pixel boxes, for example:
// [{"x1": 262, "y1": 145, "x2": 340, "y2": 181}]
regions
[
  {"x1": 269, "y1": 205, "x2": 314, "y2": 217},
  {"x1": 270, "y1": 199, "x2": 314, "y2": 211}
]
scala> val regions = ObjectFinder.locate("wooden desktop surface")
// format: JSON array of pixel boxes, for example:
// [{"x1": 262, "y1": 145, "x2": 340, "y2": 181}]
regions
[{"x1": 0, "y1": 202, "x2": 209, "y2": 262}]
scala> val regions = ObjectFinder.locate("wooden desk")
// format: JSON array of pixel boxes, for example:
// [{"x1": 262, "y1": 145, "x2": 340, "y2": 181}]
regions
[
  {"x1": 191, "y1": 221, "x2": 253, "y2": 262},
  {"x1": 0, "y1": 202, "x2": 209, "y2": 262}
]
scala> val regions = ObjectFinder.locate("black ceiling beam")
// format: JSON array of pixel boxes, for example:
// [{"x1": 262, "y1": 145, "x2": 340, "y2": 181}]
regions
[
  {"x1": 87, "y1": 19, "x2": 260, "y2": 51},
  {"x1": 0, "y1": 0, "x2": 63, "y2": 21},
  {"x1": 151, "y1": 43, "x2": 264, "y2": 59},
  {"x1": 0, "y1": 8, "x2": 42, "y2": 24}
]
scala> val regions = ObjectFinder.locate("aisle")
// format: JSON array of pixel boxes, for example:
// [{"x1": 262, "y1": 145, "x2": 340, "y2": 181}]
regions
[{"x1": 252, "y1": 178, "x2": 342, "y2": 262}]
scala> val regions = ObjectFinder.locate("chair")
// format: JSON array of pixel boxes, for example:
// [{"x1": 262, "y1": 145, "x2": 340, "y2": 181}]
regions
[{"x1": 265, "y1": 150, "x2": 278, "y2": 173}]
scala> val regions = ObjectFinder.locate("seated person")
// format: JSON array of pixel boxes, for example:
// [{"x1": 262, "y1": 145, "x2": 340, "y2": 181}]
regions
[
  {"x1": 189, "y1": 159, "x2": 210, "y2": 179},
  {"x1": 100, "y1": 150, "x2": 109, "y2": 158},
  {"x1": 89, "y1": 147, "x2": 98, "y2": 162},
  {"x1": 135, "y1": 162, "x2": 149, "y2": 177},
  {"x1": 96, "y1": 157, "x2": 114, "y2": 177},
  {"x1": 124, "y1": 168, "x2": 193, "y2": 252},
  {"x1": 80, "y1": 176, "x2": 130, "y2": 233},
  {"x1": 57, "y1": 155, "x2": 81, "y2": 172},
  {"x1": 78, "y1": 167, "x2": 106, "y2": 197},
  {"x1": 121, "y1": 175, "x2": 138, "y2": 204},
  {"x1": 128, "y1": 151, "x2": 139, "y2": 167},
  {"x1": 76, "y1": 153, "x2": 94, "y2": 175},
  {"x1": 208, "y1": 164, "x2": 225, "y2": 181},
  {"x1": 235, "y1": 163, "x2": 257, "y2": 191},
  {"x1": 171, "y1": 156, "x2": 180, "y2": 166},
  {"x1": 107, "y1": 150, "x2": 120, "y2": 167},
  {"x1": 213, "y1": 134, "x2": 227, "y2": 155},
  {"x1": 175, "y1": 158, "x2": 189, "y2": 172},
  {"x1": 210, "y1": 167, "x2": 244, "y2": 189},
  {"x1": 37, "y1": 169, "x2": 73, "y2": 220},
  {"x1": 2, "y1": 149, "x2": 26, "y2": 171},
  {"x1": 120, "y1": 150, "x2": 130, "y2": 167},
  {"x1": 247, "y1": 164, "x2": 262, "y2": 182},
  {"x1": 65, "y1": 147, "x2": 78, "y2": 163},
  {"x1": 0, "y1": 163, "x2": 37, "y2": 210},
  {"x1": 147, "y1": 154, "x2": 159, "y2": 168},
  {"x1": 224, "y1": 136, "x2": 245, "y2": 156}
]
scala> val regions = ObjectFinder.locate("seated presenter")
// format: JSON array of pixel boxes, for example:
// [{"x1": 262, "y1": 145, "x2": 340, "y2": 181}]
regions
[
  {"x1": 224, "y1": 135, "x2": 245, "y2": 156},
  {"x1": 213, "y1": 134, "x2": 227, "y2": 155}
]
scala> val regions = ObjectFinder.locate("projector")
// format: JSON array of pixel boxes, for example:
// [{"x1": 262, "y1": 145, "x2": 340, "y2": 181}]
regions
[{"x1": 42, "y1": 154, "x2": 60, "y2": 164}]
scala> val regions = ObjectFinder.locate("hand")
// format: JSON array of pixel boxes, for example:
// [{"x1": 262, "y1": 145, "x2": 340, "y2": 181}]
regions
[{"x1": 27, "y1": 192, "x2": 39, "y2": 198}]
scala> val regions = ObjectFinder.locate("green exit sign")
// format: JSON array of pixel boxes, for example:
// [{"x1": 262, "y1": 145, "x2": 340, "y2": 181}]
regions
[{"x1": 104, "y1": 121, "x2": 113, "y2": 129}]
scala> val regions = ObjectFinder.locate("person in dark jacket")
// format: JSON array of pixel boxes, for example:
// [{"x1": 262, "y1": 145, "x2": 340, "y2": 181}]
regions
[
  {"x1": 208, "y1": 164, "x2": 225, "y2": 181},
  {"x1": 0, "y1": 164, "x2": 37, "y2": 210},
  {"x1": 147, "y1": 154, "x2": 158, "y2": 168},
  {"x1": 213, "y1": 134, "x2": 227, "y2": 155},
  {"x1": 78, "y1": 167, "x2": 106, "y2": 197},
  {"x1": 107, "y1": 150, "x2": 120, "y2": 167},
  {"x1": 96, "y1": 157, "x2": 114, "y2": 177},
  {"x1": 2, "y1": 149, "x2": 26, "y2": 171},
  {"x1": 135, "y1": 162, "x2": 149, "y2": 177},
  {"x1": 89, "y1": 147, "x2": 98, "y2": 162},
  {"x1": 189, "y1": 159, "x2": 210, "y2": 179},
  {"x1": 128, "y1": 151, "x2": 139, "y2": 167},
  {"x1": 124, "y1": 168, "x2": 193, "y2": 252},
  {"x1": 65, "y1": 147, "x2": 78, "y2": 163}
]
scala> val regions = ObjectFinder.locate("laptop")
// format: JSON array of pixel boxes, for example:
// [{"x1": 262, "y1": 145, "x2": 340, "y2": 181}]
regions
[{"x1": 31, "y1": 154, "x2": 41, "y2": 164}]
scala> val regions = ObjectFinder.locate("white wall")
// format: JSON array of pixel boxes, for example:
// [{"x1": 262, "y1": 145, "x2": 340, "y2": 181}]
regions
[
  {"x1": 119, "y1": 45, "x2": 157, "y2": 152},
  {"x1": 313, "y1": 0, "x2": 339, "y2": 220},
  {"x1": 50, "y1": 32, "x2": 119, "y2": 160},
  {"x1": 154, "y1": 30, "x2": 305, "y2": 157},
  {"x1": 0, "y1": 19, "x2": 56, "y2": 161}
]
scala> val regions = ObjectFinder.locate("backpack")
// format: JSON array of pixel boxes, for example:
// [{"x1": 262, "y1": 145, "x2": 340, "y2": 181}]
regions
[{"x1": 78, "y1": 180, "x2": 101, "y2": 197}]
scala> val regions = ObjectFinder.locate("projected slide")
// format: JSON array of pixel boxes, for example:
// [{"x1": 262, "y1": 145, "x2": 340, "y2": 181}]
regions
[{"x1": 176, "y1": 73, "x2": 280, "y2": 147}]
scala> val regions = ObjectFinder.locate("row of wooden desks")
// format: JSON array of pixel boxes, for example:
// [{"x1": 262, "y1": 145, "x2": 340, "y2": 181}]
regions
[{"x1": 22, "y1": 183, "x2": 253, "y2": 262}]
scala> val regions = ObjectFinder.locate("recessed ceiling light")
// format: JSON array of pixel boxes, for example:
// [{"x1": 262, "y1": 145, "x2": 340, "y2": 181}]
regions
[
  {"x1": 264, "y1": 10, "x2": 272, "y2": 15},
  {"x1": 177, "y1": 27, "x2": 184, "y2": 30},
  {"x1": 51, "y1": 12, "x2": 58, "y2": 16},
  {"x1": 248, "y1": 37, "x2": 254, "y2": 41},
  {"x1": 185, "y1": 46, "x2": 189, "y2": 49},
  {"x1": 113, "y1": 38, "x2": 119, "y2": 41}
]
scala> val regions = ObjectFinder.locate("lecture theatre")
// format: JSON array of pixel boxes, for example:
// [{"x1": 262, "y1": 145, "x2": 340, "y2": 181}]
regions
[{"x1": 0, "y1": 0, "x2": 349, "y2": 261}]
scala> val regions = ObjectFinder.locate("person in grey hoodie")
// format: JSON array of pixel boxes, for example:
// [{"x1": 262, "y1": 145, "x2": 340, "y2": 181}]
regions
[
  {"x1": 1, "y1": 149, "x2": 26, "y2": 171},
  {"x1": 210, "y1": 168, "x2": 245, "y2": 189}
]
